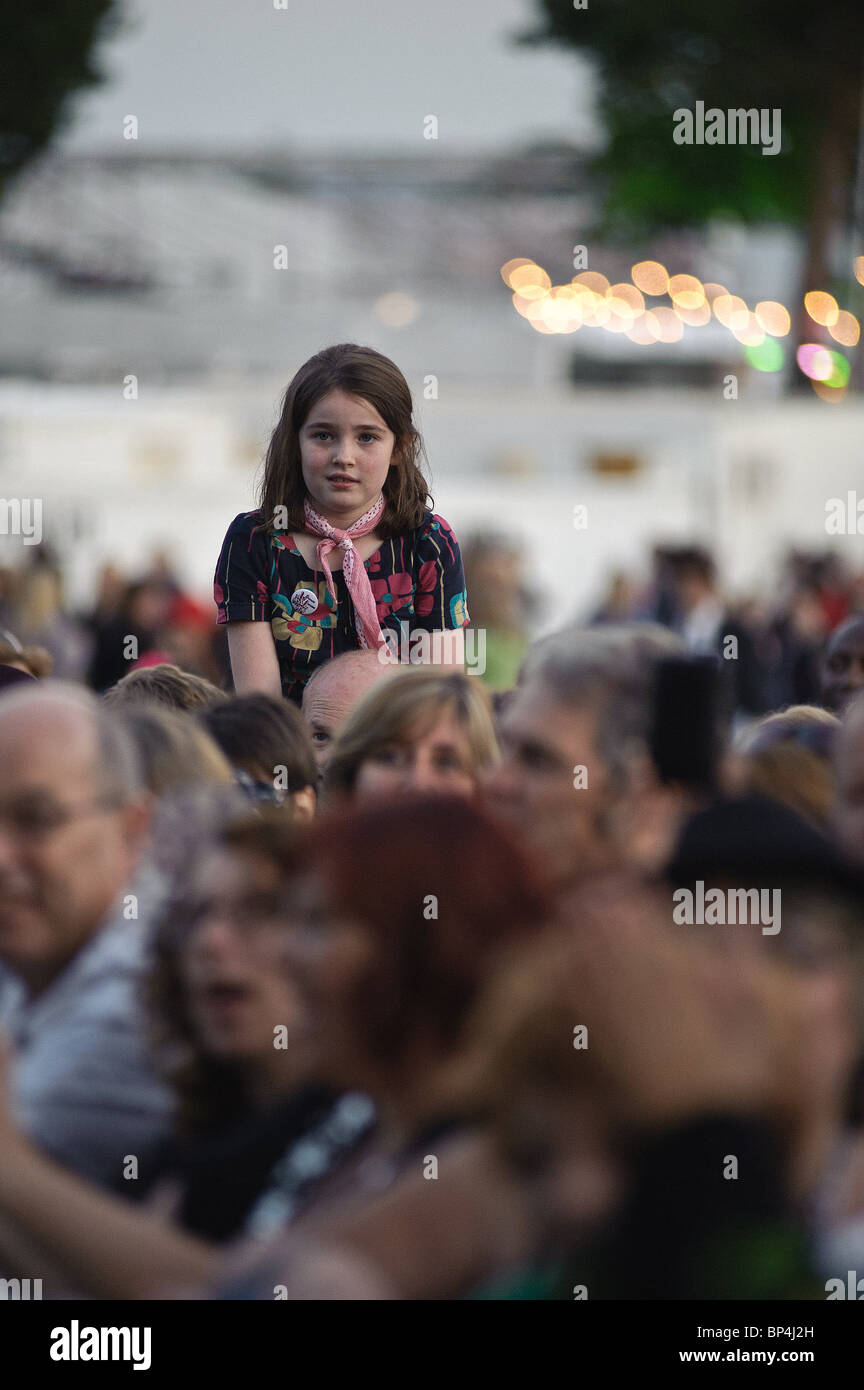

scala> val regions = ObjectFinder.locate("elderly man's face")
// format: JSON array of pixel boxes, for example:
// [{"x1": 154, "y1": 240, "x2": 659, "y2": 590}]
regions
[
  {"x1": 483, "y1": 677, "x2": 619, "y2": 887},
  {"x1": 0, "y1": 702, "x2": 144, "y2": 993},
  {"x1": 302, "y1": 658, "x2": 392, "y2": 774}
]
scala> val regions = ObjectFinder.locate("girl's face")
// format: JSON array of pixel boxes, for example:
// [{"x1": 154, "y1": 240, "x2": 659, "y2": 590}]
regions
[
  {"x1": 299, "y1": 388, "x2": 397, "y2": 524},
  {"x1": 354, "y1": 709, "x2": 478, "y2": 803},
  {"x1": 179, "y1": 850, "x2": 312, "y2": 1067}
]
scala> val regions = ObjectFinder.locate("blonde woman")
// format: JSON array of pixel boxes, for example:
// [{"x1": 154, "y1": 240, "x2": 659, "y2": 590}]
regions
[{"x1": 324, "y1": 668, "x2": 497, "y2": 804}]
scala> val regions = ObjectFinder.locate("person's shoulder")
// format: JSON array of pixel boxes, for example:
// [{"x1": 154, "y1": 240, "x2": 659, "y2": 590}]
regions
[
  {"x1": 412, "y1": 511, "x2": 462, "y2": 557},
  {"x1": 413, "y1": 510, "x2": 459, "y2": 541},
  {"x1": 223, "y1": 509, "x2": 267, "y2": 543}
]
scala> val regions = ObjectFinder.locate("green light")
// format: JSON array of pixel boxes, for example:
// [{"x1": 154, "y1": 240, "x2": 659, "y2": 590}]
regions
[
  {"x1": 824, "y1": 350, "x2": 850, "y2": 389},
  {"x1": 744, "y1": 339, "x2": 784, "y2": 372}
]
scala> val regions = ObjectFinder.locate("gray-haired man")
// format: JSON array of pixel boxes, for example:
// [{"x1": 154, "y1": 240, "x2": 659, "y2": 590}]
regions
[{"x1": 0, "y1": 683, "x2": 173, "y2": 1187}]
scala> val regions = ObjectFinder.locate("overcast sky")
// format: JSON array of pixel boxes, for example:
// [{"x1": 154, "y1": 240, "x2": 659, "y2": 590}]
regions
[{"x1": 61, "y1": 0, "x2": 597, "y2": 154}]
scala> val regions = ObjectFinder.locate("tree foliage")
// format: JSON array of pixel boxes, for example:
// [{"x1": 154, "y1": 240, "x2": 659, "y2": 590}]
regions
[
  {"x1": 0, "y1": 1, "x2": 121, "y2": 201},
  {"x1": 518, "y1": 0, "x2": 864, "y2": 238}
]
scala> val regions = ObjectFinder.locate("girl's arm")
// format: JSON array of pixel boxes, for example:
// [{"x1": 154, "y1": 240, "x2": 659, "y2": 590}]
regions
[{"x1": 227, "y1": 622, "x2": 282, "y2": 698}]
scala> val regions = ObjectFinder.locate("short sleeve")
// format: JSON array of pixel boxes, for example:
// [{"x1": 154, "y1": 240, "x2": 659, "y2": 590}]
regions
[
  {"x1": 413, "y1": 514, "x2": 470, "y2": 631},
  {"x1": 214, "y1": 512, "x2": 271, "y2": 624}
]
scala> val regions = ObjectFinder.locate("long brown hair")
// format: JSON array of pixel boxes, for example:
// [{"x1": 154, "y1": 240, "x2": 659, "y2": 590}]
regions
[{"x1": 257, "y1": 343, "x2": 431, "y2": 538}]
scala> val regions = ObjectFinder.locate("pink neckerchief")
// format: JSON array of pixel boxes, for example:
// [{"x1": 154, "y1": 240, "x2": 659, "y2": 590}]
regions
[{"x1": 303, "y1": 494, "x2": 385, "y2": 649}]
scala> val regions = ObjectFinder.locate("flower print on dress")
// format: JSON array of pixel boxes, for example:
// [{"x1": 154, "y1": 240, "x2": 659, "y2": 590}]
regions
[
  {"x1": 415, "y1": 559, "x2": 440, "y2": 618},
  {"x1": 371, "y1": 570, "x2": 414, "y2": 615}
]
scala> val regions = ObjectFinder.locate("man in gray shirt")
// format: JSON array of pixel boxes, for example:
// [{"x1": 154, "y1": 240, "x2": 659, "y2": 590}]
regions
[{"x1": 0, "y1": 683, "x2": 173, "y2": 1188}]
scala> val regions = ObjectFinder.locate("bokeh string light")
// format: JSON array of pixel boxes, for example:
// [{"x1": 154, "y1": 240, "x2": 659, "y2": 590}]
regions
[{"x1": 500, "y1": 254, "x2": 864, "y2": 399}]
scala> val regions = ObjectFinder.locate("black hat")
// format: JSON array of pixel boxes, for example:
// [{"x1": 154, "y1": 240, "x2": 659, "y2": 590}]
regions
[{"x1": 666, "y1": 794, "x2": 864, "y2": 905}]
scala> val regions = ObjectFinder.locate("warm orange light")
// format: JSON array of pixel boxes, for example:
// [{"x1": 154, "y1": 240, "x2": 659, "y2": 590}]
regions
[
  {"x1": 509, "y1": 262, "x2": 551, "y2": 293},
  {"x1": 804, "y1": 290, "x2": 839, "y2": 327},
  {"x1": 668, "y1": 274, "x2": 705, "y2": 310},
  {"x1": 578, "y1": 291, "x2": 611, "y2": 326},
  {"x1": 854, "y1": 256, "x2": 864, "y2": 287},
  {"x1": 829, "y1": 310, "x2": 860, "y2": 347},
  {"x1": 543, "y1": 288, "x2": 583, "y2": 332},
  {"x1": 572, "y1": 271, "x2": 610, "y2": 295},
  {"x1": 627, "y1": 314, "x2": 660, "y2": 344},
  {"x1": 630, "y1": 261, "x2": 669, "y2": 296},
  {"x1": 713, "y1": 294, "x2": 749, "y2": 331},
  {"x1": 754, "y1": 301, "x2": 791, "y2": 337},
  {"x1": 811, "y1": 379, "x2": 847, "y2": 403},
  {"x1": 500, "y1": 258, "x2": 535, "y2": 286},
  {"x1": 602, "y1": 313, "x2": 632, "y2": 334},
  {"x1": 511, "y1": 292, "x2": 533, "y2": 318},
  {"x1": 732, "y1": 312, "x2": 766, "y2": 347},
  {"x1": 674, "y1": 302, "x2": 711, "y2": 327},
  {"x1": 607, "y1": 283, "x2": 645, "y2": 319},
  {"x1": 651, "y1": 306, "x2": 684, "y2": 342}
]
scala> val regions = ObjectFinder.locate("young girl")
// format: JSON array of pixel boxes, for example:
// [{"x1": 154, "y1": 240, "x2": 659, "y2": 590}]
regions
[{"x1": 214, "y1": 344, "x2": 469, "y2": 704}]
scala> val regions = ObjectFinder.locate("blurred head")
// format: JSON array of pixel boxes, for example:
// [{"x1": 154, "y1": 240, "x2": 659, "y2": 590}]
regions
[
  {"x1": 150, "y1": 814, "x2": 315, "y2": 1135},
  {"x1": 668, "y1": 548, "x2": 717, "y2": 613},
  {"x1": 486, "y1": 625, "x2": 681, "y2": 887},
  {"x1": 461, "y1": 533, "x2": 525, "y2": 630},
  {"x1": 279, "y1": 796, "x2": 549, "y2": 1097},
  {"x1": 124, "y1": 580, "x2": 172, "y2": 634},
  {"x1": 200, "y1": 693, "x2": 317, "y2": 816},
  {"x1": 302, "y1": 650, "x2": 396, "y2": 775},
  {"x1": 730, "y1": 705, "x2": 840, "y2": 831},
  {"x1": 462, "y1": 935, "x2": 630, "y2": 1243},
  {"x1": 821, "y1": 616, "x2": 864, "y2": 714},
  {"x1": 103, "y1": 662, "x2": 228, "y2": 713},
  {"x1": 0, "y1": 664, "x2": 37, "y2": 694},
  {"x1": 119, "y1": 706, "x2": 234, "y2": 797},
  {"x1": 324, "y1": 668, "x2": 498, "y2": 804},
  {"x1": 834, "y1": 696, "x2": 864, "y2": 863},
  {"x1": 0, "y1": 636, "x2": 52, "y2": 678},
  {"x1": 668, "y1": 796, "x2": 864, "y2": 1146},
  {"x1": 0, "y1": 683, "x2": 149, "y2": 993}
]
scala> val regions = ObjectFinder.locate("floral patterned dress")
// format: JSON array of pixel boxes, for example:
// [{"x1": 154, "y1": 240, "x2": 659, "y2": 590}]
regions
[{"x1": 214, "y1": 509, "x2": 469, "y2": 703}]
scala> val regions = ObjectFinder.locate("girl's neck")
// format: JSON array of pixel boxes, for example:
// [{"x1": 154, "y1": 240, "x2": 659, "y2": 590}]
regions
[
  {"x1": 304, "y1": 489, "x2": 384, "y2": 532},
  {"x1": 306, "y1": 506, "x2": 369, "y2": 531}
]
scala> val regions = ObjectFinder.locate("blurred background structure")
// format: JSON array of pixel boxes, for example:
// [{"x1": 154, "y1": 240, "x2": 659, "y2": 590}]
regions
[{"x1": 1, "y1": 0, "x2": 864, "y2": 688}]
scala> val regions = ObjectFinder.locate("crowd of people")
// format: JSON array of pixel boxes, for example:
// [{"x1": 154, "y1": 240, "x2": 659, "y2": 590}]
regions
[
  {"x1": 1, "y1": 602, "x2": 864, "y2": 1298},
  {"x1": 2, "y1": 342, "x2": 864, "y2": 1301}
]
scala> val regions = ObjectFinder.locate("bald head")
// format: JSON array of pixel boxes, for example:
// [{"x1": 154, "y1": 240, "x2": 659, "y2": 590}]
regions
[
  {"x1": 302, "y1": 650, "x2": 397, "y2": 774},
  {"x1": 821, "y1": 616, "x2": 864, "y2": 714},
  {"x1": 0, "y1": 682, "x2": 142, "y2": 804}
]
